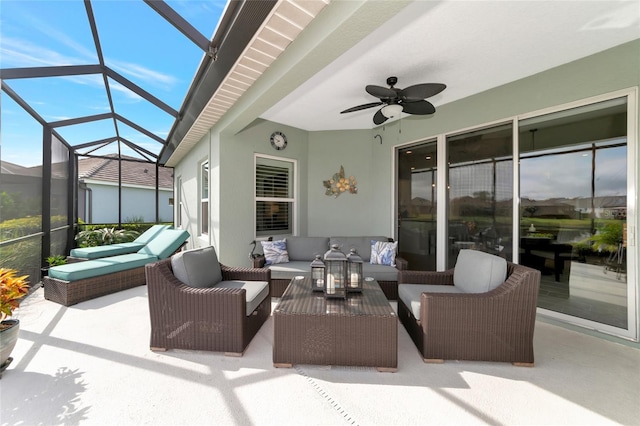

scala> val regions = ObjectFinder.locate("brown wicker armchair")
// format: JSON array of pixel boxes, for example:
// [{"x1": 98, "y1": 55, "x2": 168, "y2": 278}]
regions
[
  {"x1": 398, "y1": 256, "x2": 541, "y2": 366},
  {"x1": 145, "y1": 257, "x2": 271, "y2": 356}
]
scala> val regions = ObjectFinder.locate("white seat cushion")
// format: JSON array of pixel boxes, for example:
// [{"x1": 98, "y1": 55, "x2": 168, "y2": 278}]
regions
[
  {"x1": 215, "y1": 280, "x2": 269, "y2": 316},
  {"x1": 453, "y1": 249, "x2": 507, "y2": 293},
  {"x1": 398, "y1": 284, "x2": 462, "y2": 321}
]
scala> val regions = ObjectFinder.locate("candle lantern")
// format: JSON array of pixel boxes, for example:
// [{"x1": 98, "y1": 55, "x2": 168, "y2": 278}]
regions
[
  {"x1": 310, "y1": 255, "x2": 325, "y2": 292},
  {"x1": 346, "y1": 248, "x2": 363, "y2": 292},
  {"x1": 323, "y1": 244, "x2": 347, "y2": 299}
]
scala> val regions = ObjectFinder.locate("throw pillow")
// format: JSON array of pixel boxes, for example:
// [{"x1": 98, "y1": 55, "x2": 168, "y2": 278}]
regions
[
  {"x1": 370, "y1": 240, "x2": 397, "y2": 266},
  {"x1": 261, "y1": 239, "x2": 289, "y2": 265}
]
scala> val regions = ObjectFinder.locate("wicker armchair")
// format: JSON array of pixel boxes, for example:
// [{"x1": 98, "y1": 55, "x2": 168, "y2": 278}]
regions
[
  {"x1": 398, "y1": 258, "x2": 541, "y2": 366},
  {"x1": 145, "y1": 258, "x2": 271, "y2": 356}
]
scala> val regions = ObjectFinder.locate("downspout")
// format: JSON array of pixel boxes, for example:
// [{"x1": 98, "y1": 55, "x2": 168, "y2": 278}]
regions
[{"x1": 79, "y1": 181, "x2": 93, "y2": 224}]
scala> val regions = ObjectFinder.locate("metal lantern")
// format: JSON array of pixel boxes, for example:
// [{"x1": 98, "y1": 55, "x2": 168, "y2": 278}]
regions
[
  {"x1": 310, "y1": 255, "x2": 325, "y2": 292},
  {"x1": 323, "y1": 244, "x2": 347, "y2": 299},
  {"x1": 347, "y1": 248, "x2": 363, "y2": 292}
]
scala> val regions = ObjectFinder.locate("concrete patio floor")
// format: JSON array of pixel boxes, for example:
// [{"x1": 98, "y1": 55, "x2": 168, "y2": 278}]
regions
[{"x1": 2, "y1": 285, "x2": 639, "y2": 426}]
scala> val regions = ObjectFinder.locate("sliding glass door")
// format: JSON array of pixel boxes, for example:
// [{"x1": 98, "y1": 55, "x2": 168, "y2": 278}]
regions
[
  {"x1": 395, "y1": 90, "x2": 636, "y2": 340},
  {"x1": 519, "y1": 97, "x2": 630, "y2": 330},
  {"x1": 397, "y1": 141, "x2": 437, "y2": 270},
  {"x1": 446, "y1": 124, "x2": 513, "y2": 268}
]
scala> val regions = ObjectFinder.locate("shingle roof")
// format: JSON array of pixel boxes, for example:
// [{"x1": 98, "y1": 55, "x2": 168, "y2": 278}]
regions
[{"x1": 78, "y1": 155, "x2": 173, "y2": 189}]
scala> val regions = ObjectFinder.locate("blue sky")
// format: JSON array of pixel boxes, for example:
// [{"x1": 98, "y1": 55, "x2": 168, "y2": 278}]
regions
[{"x1": 1, "y1": 0, "x2": 227, "y2": 167}]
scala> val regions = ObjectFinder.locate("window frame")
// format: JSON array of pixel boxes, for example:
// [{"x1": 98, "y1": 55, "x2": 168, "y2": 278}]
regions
[{"x1": 254, "y1": 153, "x2": 297, "y2": 239}]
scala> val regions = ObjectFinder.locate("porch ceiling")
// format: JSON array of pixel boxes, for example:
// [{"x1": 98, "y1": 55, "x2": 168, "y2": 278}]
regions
[
  {"x1": 172, "y1": 0, "x2": 639, "y2": 166},
  {"x1": 260, "y1": 0, "x2": 640, "y2": 132}
]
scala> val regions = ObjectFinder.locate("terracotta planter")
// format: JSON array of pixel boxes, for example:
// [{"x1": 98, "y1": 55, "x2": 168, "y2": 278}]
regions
[{"x1": 0, "y1": 319, "x2": 20, "y2": 375}]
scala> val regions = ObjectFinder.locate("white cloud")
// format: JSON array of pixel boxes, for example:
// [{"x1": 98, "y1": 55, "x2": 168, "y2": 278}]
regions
[{"x1": 107, "y1": 58, "x2": 178, "y2": 89}]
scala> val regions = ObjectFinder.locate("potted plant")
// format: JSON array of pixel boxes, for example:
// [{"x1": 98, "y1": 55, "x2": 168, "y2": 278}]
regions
[
  {"x1": 41, "y1": 255, "x2": 67, "y2": 280},
  {"x1": 0, "y1": 268, "x2": 30, "y2": 375}
]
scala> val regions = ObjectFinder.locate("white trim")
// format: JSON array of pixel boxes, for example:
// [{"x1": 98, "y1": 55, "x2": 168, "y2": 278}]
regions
[
  {"x1": 436, "y1": 133, "x2": 447, "y2": 271},
  {"x1": 518, "y1": 87, "x2": 637, "y2": 121},
  {"x1": 81, "y1": 179, "x2": 173, "y2": 192},
  {"x1": 512, "y1": 117, "x2": 520, "y2": 264},
  {"x1": 253, "y1": 153, "x2": 298, "y2": 238},
  {"x1": 199, "y1": 159, "x2": 209, "y2": 236}
]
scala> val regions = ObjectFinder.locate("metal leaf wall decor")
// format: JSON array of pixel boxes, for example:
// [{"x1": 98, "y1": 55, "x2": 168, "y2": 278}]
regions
[{"x1": 323, "y1": 165, "x2": 357, "y2": 198}]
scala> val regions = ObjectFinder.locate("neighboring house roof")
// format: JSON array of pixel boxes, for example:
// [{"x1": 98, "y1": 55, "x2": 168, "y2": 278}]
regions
[
  {"x1": 78, "y1": 155, "x2": 173, "y2": 189},
  {"x1": 1, "y1": 161, "x2": 41, "y2": 177}
]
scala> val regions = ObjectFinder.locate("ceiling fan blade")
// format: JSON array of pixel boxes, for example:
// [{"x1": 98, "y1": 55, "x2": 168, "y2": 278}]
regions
[
  {"x1": 366, "y1": 85, "x2": 397, "y2": 99},
  {"x1": 402, "y1": 100, "x2": 436, "y2": 115},
  {"x1": 373, "y1": 109, "x2": 388, "y2": 125},
  {"x1": 340, "y1": 102, "x2": 383, "y2": 114},
  {"x1": 400, "y1": 83, "x2": 446, "y2": 101}
]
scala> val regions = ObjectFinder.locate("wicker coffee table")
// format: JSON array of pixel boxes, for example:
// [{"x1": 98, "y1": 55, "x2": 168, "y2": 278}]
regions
[{"x1": 273, "y1": 277, "x2": 397, "y2": 372}]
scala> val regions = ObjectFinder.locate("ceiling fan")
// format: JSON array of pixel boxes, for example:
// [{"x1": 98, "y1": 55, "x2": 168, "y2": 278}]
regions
[{"x1": 340, "y1": 76, "x2": 446, "y2": 125}]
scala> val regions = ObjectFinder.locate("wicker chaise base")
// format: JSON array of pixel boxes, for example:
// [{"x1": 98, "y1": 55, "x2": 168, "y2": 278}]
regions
[{"x1": 44, "y1": 267, "x2": 146, "y2": 306}]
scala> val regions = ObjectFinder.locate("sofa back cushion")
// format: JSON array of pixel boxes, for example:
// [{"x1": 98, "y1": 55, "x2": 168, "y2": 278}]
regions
[
  {"x1": 329, "y1": 236, "x2": 388, "y2": 262},
  {"x1": 171, "y1": 246, "x2": 222, "y2": 288},
  {"x1": 286, "y1": 237, "x2": 330, "y2": 261},
  {"x1": 453, "y1": 249, "x2": 507, "y2": 293}
]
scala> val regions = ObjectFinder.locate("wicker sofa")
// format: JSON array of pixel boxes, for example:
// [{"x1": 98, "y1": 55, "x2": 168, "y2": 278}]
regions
[
  {"x1": 398, "y1": 249, "x2": 541, "y2": 365},
  {"x1": 145, "y1": 246, "x2": 271, "y2": 356},
  {"x1": 252, "y1": 235, "x2": 407, "y2": 299}
]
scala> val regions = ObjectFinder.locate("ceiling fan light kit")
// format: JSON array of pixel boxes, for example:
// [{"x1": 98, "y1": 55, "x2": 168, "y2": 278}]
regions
[
  {"x1": 381, "y1": 104, "x2": 403, "y2": 118},
  {"x1": 341, "y1": 76, "x2": 446, "y2": 125}
]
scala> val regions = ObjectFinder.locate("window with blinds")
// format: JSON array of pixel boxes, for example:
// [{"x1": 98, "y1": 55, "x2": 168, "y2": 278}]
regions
[{"x1": 255, "y1": 156, "x2": 295, "y2": 237}]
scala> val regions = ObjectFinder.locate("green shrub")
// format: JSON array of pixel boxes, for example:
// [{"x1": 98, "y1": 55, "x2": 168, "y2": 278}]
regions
[
  {"x1": 46, "y1": 255, "x2": 67, "y2": 267},
  {"x1": 0, "y1": 215, "x2": 67, "y2": 242},
  {"x1": 75, "y1": 227, "x2": 140, "y2": 247}
]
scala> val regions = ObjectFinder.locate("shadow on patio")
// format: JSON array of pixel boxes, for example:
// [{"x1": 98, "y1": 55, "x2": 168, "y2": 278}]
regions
[{"x1": 2, "y1": 286, "x2": 639, "y2": 425}]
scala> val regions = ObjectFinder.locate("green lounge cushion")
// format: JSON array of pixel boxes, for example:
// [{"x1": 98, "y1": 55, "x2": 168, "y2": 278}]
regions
[
  {"x1": 69, "y1": 224, "x2": 171, "y2": 259},
  {"x1": 132, "y1": 224, "x2": 171, "y2": 244},
  {"x1": 70, "y1": 242, "x2": 145, "y2": 259},
  {"x1": 48, "y1": 253, "x2": 158, "y2": 281},
  {"x1": 137, "y1": 229, "x2": 189, "y2": 259}
]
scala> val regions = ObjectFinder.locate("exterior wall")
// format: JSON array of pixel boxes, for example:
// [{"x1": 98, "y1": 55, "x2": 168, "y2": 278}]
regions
[
  {"x1": 81, "y1": 182, "x2": 172, "y2": 224},
  {"x1": 307, "y1": 129, "x2": 392, "y2": 237},
  {"x1": 218, "y1": 121, "x2": 309, "y2": 266},
  {"x1": 172, "y1": 132, "x2": 211, "y2": 251}
]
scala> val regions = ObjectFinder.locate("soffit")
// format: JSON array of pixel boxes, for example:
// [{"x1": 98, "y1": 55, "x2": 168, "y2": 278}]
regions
[{"x1": 165, "y1": 0, "x2": 330, "y2": 166}]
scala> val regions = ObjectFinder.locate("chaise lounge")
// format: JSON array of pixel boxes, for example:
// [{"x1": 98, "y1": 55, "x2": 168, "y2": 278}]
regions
[
  {"x1": 44, "y1": 229, "x2": 189, "y2": 306},
  {"x1": 68, "y1": 224, "x2": 171, "y2": 260}
]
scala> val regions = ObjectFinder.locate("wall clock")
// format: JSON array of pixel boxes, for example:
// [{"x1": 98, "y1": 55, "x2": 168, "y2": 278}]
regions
[{"x1": 270, "y1": 131, "x2": 287, "y2": 150}]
